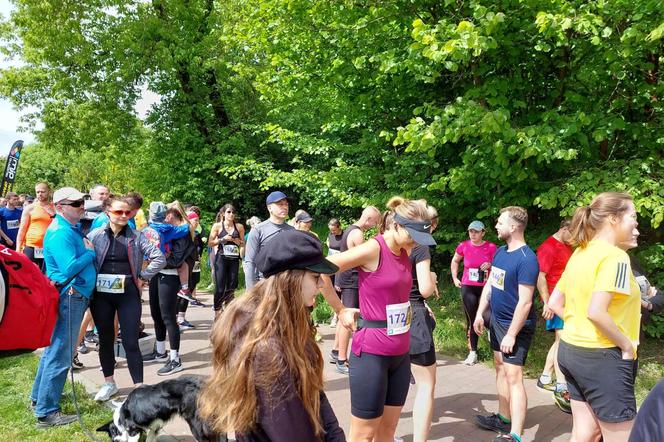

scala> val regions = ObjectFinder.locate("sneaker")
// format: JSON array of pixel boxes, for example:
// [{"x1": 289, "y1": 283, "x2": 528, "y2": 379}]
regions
[
  {"x1": 335, "y1": 360, "x2": 349, "y2": 375},
  {"x1": 84, "y1": 331, "x2": 99, "y2": 345},
  {"x1": 36, "y1": 411, "x2": 77, "y2": 428},
  {"x1": 329, "y1": 350, "x2": 339, "y2": 364},
  {"x1": 494, "y1": 434, "x2": 519, "y2": 441},
  {"x1": 189, "y1": 299, "x2": 205, "y2": 307},
  {"x1": 157, "y1": 358, "x2": 183, "y2": 376},
  {"x1": 474, "y1": 413, "x2": 510, "y2": 433},
  {"x1": 537, "y1": 376, "x2": 556, "y2": 392},
  {"x1": 462, "y1": 352, "x2": 478, "y2": 366},
  {"x1": 77, "y1": 343, "x2": 90, "y2": 354},
  {"x1": 554, "y1": 389, "x2": 572, "y2": 414},
  {"x1": 178, "y1": 320, "x2": 195, "y2": 331},
  {"x1": 177, "y1": 289, "x2": 196, "y2": 302},
  {"x1": 94, "y1": 382, "x2": 119, "y2": 402},
  {"x1": 72, "y1": 355, "x2": 84, "y2": 370},
  {"x1": 142, "y1": 350, "x2": 168, "y2": 362}
]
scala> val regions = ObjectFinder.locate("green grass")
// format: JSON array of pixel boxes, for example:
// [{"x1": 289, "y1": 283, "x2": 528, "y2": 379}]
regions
[{"x1": 0, "y1": 353, "x2": 113, "y2": 441}]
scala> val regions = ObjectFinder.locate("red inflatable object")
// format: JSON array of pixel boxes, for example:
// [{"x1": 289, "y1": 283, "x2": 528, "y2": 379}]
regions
[{"x1": 0, "y1": 245, "x2": 59, "y2": 351}]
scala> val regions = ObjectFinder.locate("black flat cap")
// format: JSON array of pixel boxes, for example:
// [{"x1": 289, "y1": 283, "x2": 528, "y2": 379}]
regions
[{"x1": 256, "y1": 230, "x2": 339, "y2": 278}]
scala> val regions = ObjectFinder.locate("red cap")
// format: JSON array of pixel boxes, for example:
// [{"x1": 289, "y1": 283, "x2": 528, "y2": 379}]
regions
[{"x1": 187, "y1": 212, "x2": 199, "y2": 220}]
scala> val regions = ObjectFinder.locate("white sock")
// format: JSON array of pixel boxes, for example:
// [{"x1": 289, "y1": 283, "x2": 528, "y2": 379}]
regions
[
  {"x1": 177, "y1": 313, "x2": 185, "y2": 322},
  {"x1": 556, "y1": 382, "x2": 567, "y2": 392},
  {"x1": 170, "y1": 349, "x2": 179, "y2": 361},
  {"x1": 469, "y1": 351, "x2": 477, "y2": 356},
  {"x1": 540, "y1": 374, "x2": 552, "y2": 384},
  {"x1": 156, "y1": 340, "x2": 166, "y2": 354}
]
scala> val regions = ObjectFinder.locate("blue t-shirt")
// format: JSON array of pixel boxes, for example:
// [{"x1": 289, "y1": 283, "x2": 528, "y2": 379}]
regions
[
  {"x1": 489, "y1": 245, "x2": 539, "y2": 327},
  {"x1": 0, "y1": 207, "x2": 23, "y2": 243}
]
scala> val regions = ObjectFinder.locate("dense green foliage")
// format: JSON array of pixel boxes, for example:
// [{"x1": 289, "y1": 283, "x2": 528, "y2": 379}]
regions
[{"x1": 1, "y1": 1, "x2": 663, "y2": 326}]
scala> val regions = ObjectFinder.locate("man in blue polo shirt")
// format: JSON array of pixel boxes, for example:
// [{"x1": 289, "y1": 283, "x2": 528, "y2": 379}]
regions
[
  {"x1": 0, "y1": 192, "x2": 23, "y2": 247},
  {"x1": 30, "y1": 187, "x2": 96, "y2": 428},
  {"x1": 472, "y1": 206, "x2": 539, "y2": 442}
]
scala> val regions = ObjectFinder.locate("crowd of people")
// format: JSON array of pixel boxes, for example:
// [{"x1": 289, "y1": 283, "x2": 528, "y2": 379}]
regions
[{"x1": 4, "y1": 183, "x2": 662, "y2": 441}]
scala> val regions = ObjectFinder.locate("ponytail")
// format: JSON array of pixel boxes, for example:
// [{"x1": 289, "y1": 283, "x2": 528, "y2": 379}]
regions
[{"x1": 568, "y1": 192, "x2": 633, "y2": 248}]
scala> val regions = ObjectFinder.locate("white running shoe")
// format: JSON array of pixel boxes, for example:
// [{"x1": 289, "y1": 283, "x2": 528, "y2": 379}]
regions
[
  {"x1": 94, "y1": 382, "x2": 119, "y2": 402},
  {"x1": 463, "y1": 352, "x2": 478, "y2": 366}
]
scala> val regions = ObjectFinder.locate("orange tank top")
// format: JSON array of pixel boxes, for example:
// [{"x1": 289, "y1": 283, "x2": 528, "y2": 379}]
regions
[{"x1": 25, "y1": 204, "x2": 55, "y2": 248}]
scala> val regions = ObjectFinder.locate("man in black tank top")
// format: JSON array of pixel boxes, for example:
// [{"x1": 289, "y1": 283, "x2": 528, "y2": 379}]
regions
[{"x1": 330, "y1": 206, "x2": 381, "y2": 374}]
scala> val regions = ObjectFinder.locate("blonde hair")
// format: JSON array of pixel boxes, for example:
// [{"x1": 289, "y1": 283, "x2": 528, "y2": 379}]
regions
[
  {"x1": 427, "y1": 205, "x2": 439, "y2": 229},
  {"x1": 199, "y1": 270, "x2": 324, "y2": 436},
  {"x1": 168, "y1": 200, "x2": 195, "y2": 240},
  {"x1": 380, "y1": 196, "x2": 430, "y2": 233},
  {"x1": 500, "y1": 206, "x2": 528, "y2": 229},
  {"x1": 569, "y1": 192, "x2": 633, "y2": 248}
]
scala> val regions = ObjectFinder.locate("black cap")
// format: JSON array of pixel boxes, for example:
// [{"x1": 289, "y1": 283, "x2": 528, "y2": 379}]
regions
[
  {"x1": 255, "y1": 230, "x2": 339, "y2": 278},
  {"x1": 295, "y1": 211, "x2": 313, "y2": 223}
]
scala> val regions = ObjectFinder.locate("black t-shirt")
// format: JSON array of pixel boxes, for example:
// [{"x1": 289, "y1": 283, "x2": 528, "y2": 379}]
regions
[
  {"x1": 99, "y1": 226, "x2": 132, "y2": 276},
  {"x1": 409, "y1": 244, "x2": 431, "y2": 302},
  {"x1": 629, "y1": 378, "x2": 664, "y2": 442}
]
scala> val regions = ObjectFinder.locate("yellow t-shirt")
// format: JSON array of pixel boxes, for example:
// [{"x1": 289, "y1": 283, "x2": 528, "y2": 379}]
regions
[
  {"x1": 558, "y1": 239, "x2": 641, "y2": 349},
  {"x1": 134, "y1": 208, "x2": 147, "y2": 230}
]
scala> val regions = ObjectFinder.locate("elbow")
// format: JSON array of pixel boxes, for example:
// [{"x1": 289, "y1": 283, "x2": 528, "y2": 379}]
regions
[
  {"x1": 586, "y1": 306, "x2": 602, "y2": 323},
  {"x1": 418, "y1": 283, "x2": 435, "y2": 298}
]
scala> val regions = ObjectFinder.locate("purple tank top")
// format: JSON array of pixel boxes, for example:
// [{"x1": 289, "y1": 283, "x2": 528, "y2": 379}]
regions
[{"x1": 352, "y1": 235, "x2": 412, "y2": 356}]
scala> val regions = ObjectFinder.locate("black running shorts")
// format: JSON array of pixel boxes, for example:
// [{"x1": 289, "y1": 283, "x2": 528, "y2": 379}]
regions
[
  {"x1": 558, "y1": 340, "x2": 637, "y2": 423},
  {"x1": 489, "y1": 318, "x2": 534, "y2": 366},
  {"x1": 349, "y1": 352, "x2": 410, "y2": 419}
]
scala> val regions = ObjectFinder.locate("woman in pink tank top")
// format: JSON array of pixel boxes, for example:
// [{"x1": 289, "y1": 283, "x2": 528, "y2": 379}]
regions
[{"x1": 324, "y1": 197, "x2": 436, "y2": 442}]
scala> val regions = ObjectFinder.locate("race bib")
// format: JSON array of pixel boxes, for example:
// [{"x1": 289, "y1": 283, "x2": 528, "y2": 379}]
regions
[
  {"x1": 192, "y1": 261, "x2": 201, "y2": 273},
  {"x1": 223, "y1": 244, "x2": 240, "y2": 257},
  {"x1": 490, "y1": 267, "x2": 506, "y2": 291},
  {"x1": 96, "y1": 274, "x2": 126, "y2": 294},
  {"x1": 33, "y1": 247, "x2": 44, "y2": 259},
  {"x1": 635, "y1": 275, "x2": 650, "y2": 299},
  {"x1": 6, "y1": 219, "x2": 19, "y2": 230},
  {"x1": 328, "y1": 248, "x2": 340, "y2": 256},
  {"x1": 386, "y1": 301, "x2": 412, "y2": 336},
  {"x1": 468, "y1": 268, "x2": 480, "y2": 282}
]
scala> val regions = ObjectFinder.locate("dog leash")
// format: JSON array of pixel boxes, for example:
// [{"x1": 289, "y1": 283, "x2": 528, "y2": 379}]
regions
[{"x1": 67, "y1": 290, "x2": 104, "y2": 442}]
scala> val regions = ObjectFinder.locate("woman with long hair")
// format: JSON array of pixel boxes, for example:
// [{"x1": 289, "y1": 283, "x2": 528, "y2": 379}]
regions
[
  {"x1": 199, "y1": 230, "x2": 345, "y2": 441},
  {"x1": 87, "y1": 196, "x2": 165, "y2": 401},
  {"x1": 208, "y1": 204, "x2": 245, "y2": 315},
  {"x1": 548, "y1": 192, "x2": 641, "y2": 442},
  {"x1": 450, "y1": 220, "x2": 497, "y2": 365},
  {"x1": 322, "y1": 197, "x2": 436, "y2": 442}
]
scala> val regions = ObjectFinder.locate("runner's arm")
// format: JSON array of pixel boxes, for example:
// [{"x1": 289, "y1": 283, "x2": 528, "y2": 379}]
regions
[
  {"x1": 15, "y1": 205, "x2": 31, "y2": 251},
  {"x1": 415, "y1": 258, "x2": 436, "y2": 298},
  {"x1": 506, "y1": 283, "x2": 535, "y2": 337},
  {"x1": 450, "y1": 252, "x2": 462, "y2": 287},
  {"x1": 473, "y1": 282, "x2": 492, "y2": 334},
  {"x1": 326, "y1": 238, "x2": 380, "y2": 274},
  {"x1": 548, "y1": 286, "x2": 565, "y2": 318},
  {"x1": 0, "y1": 227, "x2": 11, "y2": 245},
  {"x1": 207, "y1": 223, "x2": 221, "y2": 247},
  {"x1": 536, "y1": 272, "x2": 550, "y2": 303},
  {"x1": 243, "y1": 227, "x2": 261, "y2": 289},
  {"x1": 588, "y1": 291, "x2": 635, "y2": 358}
]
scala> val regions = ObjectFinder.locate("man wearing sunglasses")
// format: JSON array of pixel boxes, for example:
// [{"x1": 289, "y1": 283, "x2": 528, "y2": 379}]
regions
[{"x1": 30, "y1": 187, "x2": 97, "y2": 428}]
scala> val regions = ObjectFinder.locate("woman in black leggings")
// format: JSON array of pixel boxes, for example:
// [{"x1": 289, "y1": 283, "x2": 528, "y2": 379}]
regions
[
  {"x1": 147, "y1": 205, "x2": 195, "y2": 376},
  {"x1": 208, "y1": 204, "x2": 244, "y2": 316},
  {"x1": 450, "y1": 220, "x2": 497, "y2": 365},
  {"x1": 88, "y1": 197, "x2": 165, "y2": 401}
]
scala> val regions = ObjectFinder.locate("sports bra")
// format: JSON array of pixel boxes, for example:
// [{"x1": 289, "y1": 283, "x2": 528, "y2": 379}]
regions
[{"x1": 25, "y1": 204, "x2": 55, "y2": 248}]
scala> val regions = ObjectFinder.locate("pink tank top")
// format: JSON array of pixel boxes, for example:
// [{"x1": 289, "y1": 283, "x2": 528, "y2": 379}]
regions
[{"x1": 352, "y1": 235, "x2": 412, "y2": 356}]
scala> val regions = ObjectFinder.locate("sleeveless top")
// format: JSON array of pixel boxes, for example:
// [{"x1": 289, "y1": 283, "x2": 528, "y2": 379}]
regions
[
  {"x1": 26, "y1": 204, "x2": 55, "y2": 248},
  {"x1": 218, "y1": 223, "x2": 241, "y2": 259},
  {"x1": 336, "y1": 225, "x2": 360, "y2": 289},
  {"x1": 327, "y1": 231, "x2": 344, "y2": 254},
  {"x1": 352, "y1": 235, "x2": 412, "y2": 356}
]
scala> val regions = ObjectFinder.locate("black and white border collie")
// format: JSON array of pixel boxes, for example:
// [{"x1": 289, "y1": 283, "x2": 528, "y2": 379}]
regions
[{"x1": 96, "y1": 376, "x2": 225, "y2": 442}]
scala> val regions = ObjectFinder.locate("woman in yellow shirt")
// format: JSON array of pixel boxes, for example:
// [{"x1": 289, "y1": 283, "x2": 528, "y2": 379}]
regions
[{"x1": 549, "y1": 192, "x2": 640, "y2": 442}]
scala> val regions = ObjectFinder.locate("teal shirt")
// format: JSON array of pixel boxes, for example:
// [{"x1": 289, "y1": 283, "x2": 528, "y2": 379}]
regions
[{"x1": 43, "y1": 214, "x2": 97, "y2": 297}]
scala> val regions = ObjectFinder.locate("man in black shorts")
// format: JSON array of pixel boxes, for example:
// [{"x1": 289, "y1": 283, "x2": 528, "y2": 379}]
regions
[
  {"x1": 329, "y1": 206, "x2": 380, "y2": 374},
  {"x1": 472, "y1": 206, "x2": 539, "y2": 442}
]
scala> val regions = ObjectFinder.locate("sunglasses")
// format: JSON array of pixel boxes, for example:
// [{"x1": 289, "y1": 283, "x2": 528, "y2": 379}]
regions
[
  {"x1": 225, "y1": 210, "x2": 236, "y2": 214},
  {"x1": 60, "y1": 200, "x2": 84, "y2": 208},
  {"x1": 109, "y1": 210, "x2": 132, "y2": 216}
]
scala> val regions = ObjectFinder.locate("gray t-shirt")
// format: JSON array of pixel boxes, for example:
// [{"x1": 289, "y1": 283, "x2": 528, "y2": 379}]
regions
[{"x1": 244, "y1": 220, "x2": 294, "y2": 288}]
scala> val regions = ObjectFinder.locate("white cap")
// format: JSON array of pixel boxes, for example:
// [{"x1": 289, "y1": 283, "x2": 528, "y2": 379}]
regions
[{"x1": 53, "y1": 187, "x2": 88, "y2": 204}]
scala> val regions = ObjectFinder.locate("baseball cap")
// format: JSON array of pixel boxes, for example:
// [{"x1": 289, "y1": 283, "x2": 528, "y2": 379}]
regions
[
  {"x1": 266, "y1": 191, "x2": 288, "y2": 205},
  {"x1": 187, "y1": 212, "x2": 199, "y2": 220},
  {"x1": 295, "y1": 211, "x2": 313, "y2": 223},
  {"x1": 468, "y1": 220, "x2": 485, "y2": 231},
  {"x1": 256, "y1": 230, "x2": 339, "y2": 278},
  {"x1": 53, "y1": 187, "x2": 88, "y2": 204},
  {"x1": 393, "y1": 213, "x2": 437, "y2": 246},
  {"x1": 149, "y1": 201, "x2": 167, "y2": 222}
]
